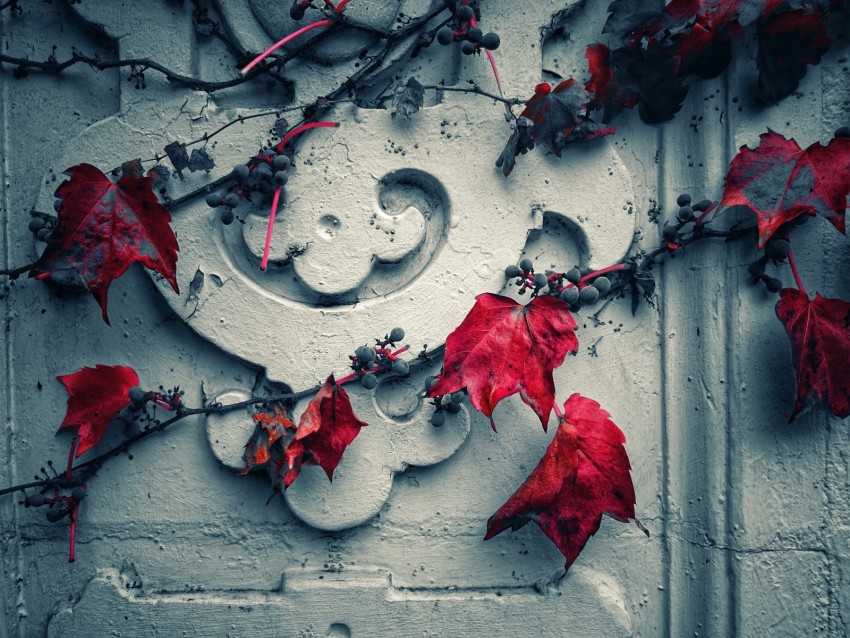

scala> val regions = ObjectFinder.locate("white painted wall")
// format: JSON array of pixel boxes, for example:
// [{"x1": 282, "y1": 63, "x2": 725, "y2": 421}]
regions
[{"x1": 1, "y1": 1, "x2": 848, "y2": 636}]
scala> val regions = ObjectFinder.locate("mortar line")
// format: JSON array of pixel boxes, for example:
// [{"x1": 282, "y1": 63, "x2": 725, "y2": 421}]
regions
[{"x1": 0, "y1": 8, "x2": 26, "y2": 636}]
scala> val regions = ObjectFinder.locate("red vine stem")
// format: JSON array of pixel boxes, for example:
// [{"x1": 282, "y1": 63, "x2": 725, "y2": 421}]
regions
[
  {"x1": 260, "y1": 187, "x2": 283, "y2": 271},
  {"x1": 579, "y1": 263, "x2": 627, "y2": 284},
  {"x1": 276, "y1": 120, "x2": 339, "y2": 153},
  {"x1": 240, "y1": 19, "x2": 334, "y2": 75},
  {"x1": 552, "y1": 401, "x2": 564, "y2": 419},
  {"x1": 336, "y1": 0, "x2": 352, "y2": 12},
  {"x1": 470, "y1": 16, "x2": 503, "y2": 97},
  {"x1": 260, "y1": 121, "x2": 338, "y2": 269},
  {"x1": 787, "y1": 249, "x2": 807, "y2": 296}
]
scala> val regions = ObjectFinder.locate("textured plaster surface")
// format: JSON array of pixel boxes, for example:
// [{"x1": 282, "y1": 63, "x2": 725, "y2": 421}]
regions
[{"x1": 1, "y1": 0, "x2": 849, "y2": 637}]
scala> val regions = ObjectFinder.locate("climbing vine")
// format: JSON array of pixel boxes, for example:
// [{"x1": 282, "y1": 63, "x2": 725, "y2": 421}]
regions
[{"x1": 0, "y1": 0, "x2": 849, "y2": 578}]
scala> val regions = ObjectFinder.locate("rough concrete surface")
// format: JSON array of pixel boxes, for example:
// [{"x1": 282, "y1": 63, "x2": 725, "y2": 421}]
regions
[{"x1": 1, "y1": 0, "x2": 849, "y2": 636}]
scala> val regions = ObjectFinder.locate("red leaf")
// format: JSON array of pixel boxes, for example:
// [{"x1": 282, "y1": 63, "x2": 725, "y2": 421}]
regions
[
  {"x1": 756, "y1": 8, "x2": 831, "y2": 103},
  {"x1": 719, "y1": 131, "x2": 850, "y2": 248},
  {"x1": 240, "y1": 407, "x2": 295, "y2": 481},
  {"x1": 775, "y1": 289, "x2": 850, "y2": 420},
  {"x1": 31, "y1": 163, "x2": 180, "y2": 324},
  {"x1": 57, "y1": 364, "x2": 139, "y2": 457},
  {"x1": 519, "y1": 80, "x2": 614, "y2": 157},
  {"x1": 283, "y1": 375, "x2": 367, "y2": 488},
  {"x1": 484, "y1": 394, "x2": 646, "y2": 570},
  {"x1": 428, "y1": 293, "x2": 578, "y2": 431}
]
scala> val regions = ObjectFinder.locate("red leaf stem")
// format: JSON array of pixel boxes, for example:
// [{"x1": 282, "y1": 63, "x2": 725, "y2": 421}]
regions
[
  {"x1": 240, "y1": 19, "x2": 334, "y2": 75},
  {"x1": 787, "y1": 249, "x2": 806, "y2": 296},
  {"x1": 275, "y1": 120, "x2": 339, "y2": 153},
  {"x1": 260, "y1": 186, "x2": 282, "y2": 271},
  {"x1": 579, "y1": 263, "x2": 627, "y2": 284}
]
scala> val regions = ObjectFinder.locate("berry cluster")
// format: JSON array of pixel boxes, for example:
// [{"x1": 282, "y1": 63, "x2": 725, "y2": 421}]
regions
[
  {"x1": 350, "y1": 327, "x2": 410, "y2": 389},
  {"x1": 505, "y1": 258, "x2": 620, "y2": 313},
  {"x1": 28, "y1": 213, "x2": 55, "y2": 243},
  {"x1": 205, "y1": 151, "x2": 292, "y2": 225},
  {"x1": 660, "y1": 193, "x2": 714, "y2": 245},
  {"x1": 435, "y1": 1, "x2": 500, "y2": 56},
  {"x1": 23, "y1": 481, "x2": 86, "y2": 522},
  {"x1": 748, "y1": 237, "x2": 792, "y2": 293},
  {"x1": 423, "y1": 376, "x2": 465, "y2": 427}
]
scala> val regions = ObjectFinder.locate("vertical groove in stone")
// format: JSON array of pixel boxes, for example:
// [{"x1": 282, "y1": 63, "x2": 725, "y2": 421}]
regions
[
  {"x1": 0, "y1": 8, "x2": 25, "y2": 636},
  {"x1": 661, "y1": 76, "x2": 735, "y2": 638}
]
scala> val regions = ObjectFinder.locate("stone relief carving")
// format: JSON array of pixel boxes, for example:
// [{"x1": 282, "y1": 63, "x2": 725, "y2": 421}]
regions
[{"x1": 35, "y1": 0, "x2": 637, "y2": 533}]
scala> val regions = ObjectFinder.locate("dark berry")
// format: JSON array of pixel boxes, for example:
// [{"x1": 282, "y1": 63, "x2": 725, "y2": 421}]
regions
[
  {"x1": 565, "y1": 267, "x2": 582, "y2": 285},
  {"x1": 504, "y1": 264, "x2": 520, "y2": 278},
  {"x1": 693, "y1": 199, "x2": 713, "y2": 212},
  {"x1": 233, "y1": 164, "x2": 250, "y2": 179},
  {"x1": 224, "y1": 193, "x2": 240, "y2": 208},
  {"x1": 450, "y1": 391, "x2": 465, "y2": 404},
  {"x1": 676, "y1": 193, "x2": 692, "y2": 207},
  {"x1": 662, "y1": 224, "x2": 678, "y2": 240},
  {"x1": 461, "y1": 41, "x2": 476, "y2": 55},
  {"x1": 392, "y1": 359, "x2": 410, "y2": 376},
  {"x1": 220, "y1": 209, "x2": 235, "y2": 225},
  {"x1": 206, "y1": 193, "x2": 222, "y2": 208},
  {"x1": 274, "y1": 171, "x2": 289, "y2": 186},
  {"x1": 466, "y1": 27, "x2": 482, "y2": 43},
  {"x1": 389, "y1": 327, "x2": 405, "y2": 342},
  {"x1": 677, "y1": 206, "x2": 694, "y2": 222},
  {"x1": 446, "y1": 401, "x2": 461, "y2": 414},
  {"x1": 71, "y1": 487, "x2": 86, "y2": 502},
  {"x1": 765, "y1": 238, "x2": 791, "y2": 260},
  {"x1": 579, "y1": 285, "x2": 599, "y2": 304},
  {"x1": 424, "y1": 375, "x2": 439, "y2": 390},
  {"x1": 46, "y1": 509, "x2": 63, "y2": 522},
  {"x1": 360, "y1": 372, "x2": 378, "y2": 389},
  {"x1": 27, "y1": 493, "x2": 45, "y2": 507},
  {"x1": 430, "y1": 411, "x2": 446, "y2": 427},
  {"x1": 559, "y1": 286, "x2": 579, "y2": 305},
  {"x1": 128, "y1": 386, "x2": 145, "y2": 404},
  {"x1": 36, "y1": 228, "x2": 50, "y2": 242},
  {"x1": 533, "y1": 273, "x2": 548, "y2": 288},
  {"x1": 457, "y1": 4, "x2": 474, "y2": 20},
  {"x1": 28, "y1": 217, "x2": 45, "y2": 233},
  {"x1": 764, "y1": 277, "x2": 782, "y2": 293},
  {"x1": 748, "y1": 259, "x2": 766, "y2": 277},
  {"x1": 835, "y1": 126, "x2": 850, "y2": 138},
  {"x1": 519, "y1": 258, "x2": 533, "y2": 272},
  {"x1": 53, "y1": 199, "x2": 63, "y2": 213},
  {"x1": 436, "y1": 26, "x2": 454, "y2": 46},
  {"x1": 290, "y1": 3, "x2": 305, "y2": 20},
  {"x1": 593, "y1": 276, "x2": 611, "y2": 294},
  {"x1": 273, "y1": 154, "x2": 291, "y2": 171},
  {"x1": 481, "y1": 32, "x2": 500, "y2": 50},
  {"x1": 356, "y1": 345, "x2": 376, "y2": 363}
]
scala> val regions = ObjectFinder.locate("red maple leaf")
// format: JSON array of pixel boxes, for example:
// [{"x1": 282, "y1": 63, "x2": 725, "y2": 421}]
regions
[
  {"x1": 240, "y1": 406, "x2": 295, "y2": 480},
  {"x1": 31, "y1": 163, "x2": 180, "y2": 324},
  {"x1": 57, "y1": 364, "x2": 140, "y2": 457},
  {"x1": 283, "y1": 375, "x2": 367, "y2": 488},
  {"x1": 484, "y1": 394, "x2": 646, "y2": 570},
  {"x1": 775, "y1": 289, "x2": 850, "y2": 420},
  {"x1": 428, "y1": 293, "x2": 579, "y2": 431},
  {"x1": 719, "y1": 131, "x2": 850, "y2": 248}
]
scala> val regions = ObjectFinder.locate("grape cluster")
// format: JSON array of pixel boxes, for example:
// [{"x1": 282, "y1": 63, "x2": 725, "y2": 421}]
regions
[
  {"x1": 206, "y1": 150, "x2": 292, "y2": 225},
  {"x1": 660, "y1": 193, "x2": 714, "y2": 245},
  {"x1": 435, "y1": 1, "x2": 499, "y2": 55},
  {"x1": 28, "y1": 213, "x2": 55, "y2": 243},
  {"x1": 424, "y1": 376, "x2": 465, "y2": 427},
  {"x1": 504, "y1": 258, "x2": 616, "y2": 313},
  {"x1": 351, "y1": 327, "x2": 410, "y2": 389},
  {"x1": 747, "y1": 237, "x2": 790, "y2": 293}
]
